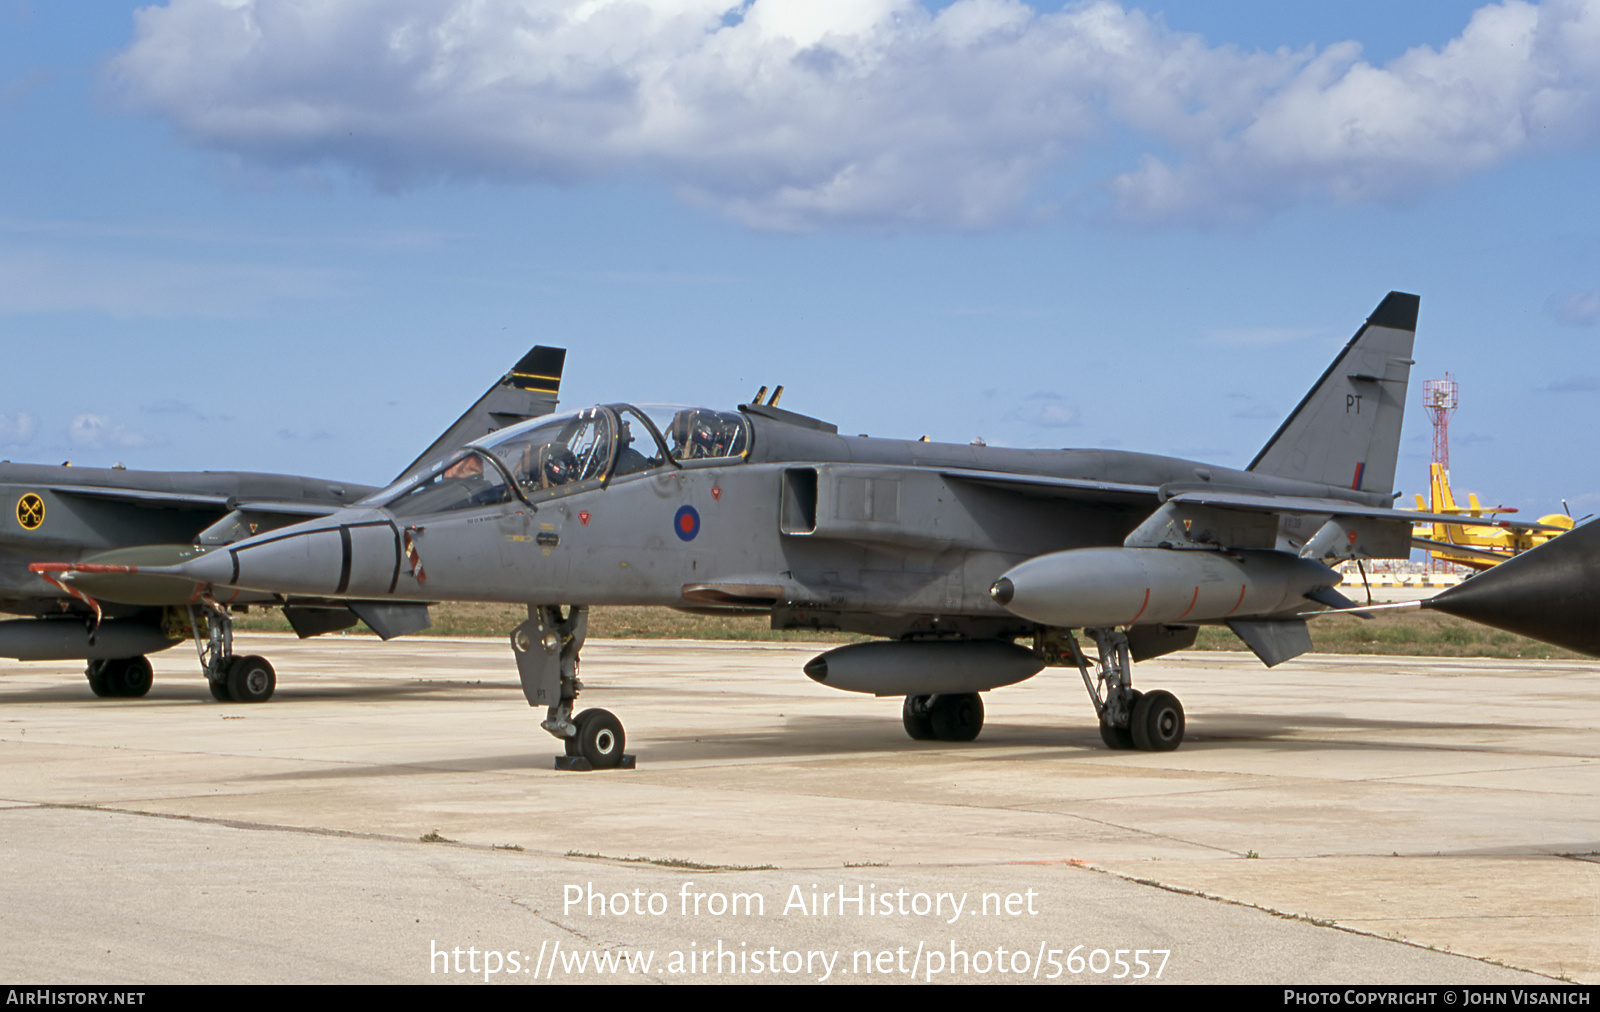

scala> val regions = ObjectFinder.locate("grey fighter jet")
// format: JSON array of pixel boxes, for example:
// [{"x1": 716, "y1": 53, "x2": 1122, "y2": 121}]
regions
[
  {"x1": 2, "y1": 346, "x2": 566, "y2": 702},
  {"x1": 84, "y1": 294, "x2": 1570, "y2": 765}
]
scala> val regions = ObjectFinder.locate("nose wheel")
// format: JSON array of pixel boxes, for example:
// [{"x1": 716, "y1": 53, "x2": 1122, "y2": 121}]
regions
[
  {"x1": 513, "y1": 605, "x2": 635, "y2": 770},
  {"x1": 563, "y1": 709, "x2": 627, "y2": 768},
  {"x1": 189, "y1": 603, "x2": 277, "y2": 704}
]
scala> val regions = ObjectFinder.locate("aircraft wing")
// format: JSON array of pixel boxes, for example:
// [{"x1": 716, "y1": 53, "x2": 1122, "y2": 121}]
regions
[
  {"x1": 42, "y1": 485, "x2": 370, "y2": 519},
  {"x1": 936, "y1": 474, "x2": 1557, "y2": 560},
  {"x1": 1163, "y1": 490, "x2": 1568, "y2": 531},
  {"x1": 37, "y1": 485, "x2": 232, "y2": 510},
  {"x1": 935, "y1": 472, "x2": 1566, "y2": 531},
  {"x1": 1409, "y1": 537, "x2": 1516, "y2": 565}
]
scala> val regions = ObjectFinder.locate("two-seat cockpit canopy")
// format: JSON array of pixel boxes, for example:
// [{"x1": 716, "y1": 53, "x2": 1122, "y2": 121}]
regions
[{"x1": 376, "y1": 404, "x2": 749, "y2": 518}]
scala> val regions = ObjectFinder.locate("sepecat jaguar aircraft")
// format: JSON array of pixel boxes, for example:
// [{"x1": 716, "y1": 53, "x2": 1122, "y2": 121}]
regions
[{"x1": 51, "y1": 293, "x2": 1583, "y2": 766}]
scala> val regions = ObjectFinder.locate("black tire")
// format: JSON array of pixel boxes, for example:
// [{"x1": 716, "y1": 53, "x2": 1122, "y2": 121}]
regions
[
  {"x1": 574, "y1": 708, "x2": 625, "y2": 769},
  {"x1": 1129, "y1": 690, "x2": 1184, "y2": 751},
  {"x1": 929, "y1": 693, "x2": 984, "y2": 742},
  {"x1": 208, "y1": 678, "x2": 233, "y2": 702},
  {"x1": 902, "y1": 695, "x2": 936, "y2": 740},
  {"x1": 85, "y1": 660, "x2": 113, "y2": 698},
  {"x1": 117, "y1": 656, "x2": 153, "y2": 698},
  {"x1": 225, "y1": 655, "x2": 276, "y2": 703},
  {"x1": 1098, "y1": 722, "x2": 1136, "y2": 749}
]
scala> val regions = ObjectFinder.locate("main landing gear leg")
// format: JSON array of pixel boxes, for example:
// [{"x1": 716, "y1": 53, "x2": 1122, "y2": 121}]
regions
[
  {"x1": 188, "y1": 603, "x2": 276, "y2": 704},
  {"x1": 1066, "y1": 627, "x2": 1184, "y2": 752},
  {"x1": 512, "y1": 605, "x2": 632, "y2": 771}
]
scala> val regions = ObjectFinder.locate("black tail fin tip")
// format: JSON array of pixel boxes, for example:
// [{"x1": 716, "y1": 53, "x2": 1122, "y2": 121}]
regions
[
  {"x1": 1368, "y1": 291, "x2": 1420, "y2": 332},
  {"x1": 511, "y1": 346, "x2": 566, "y2": 392},
  {"x1": 1425, "y1": 520, "x2": 1600, "y2": 657}
]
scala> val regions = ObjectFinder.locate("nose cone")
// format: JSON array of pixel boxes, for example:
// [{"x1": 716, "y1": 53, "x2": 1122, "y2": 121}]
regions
[
  {"x1": 171, "y1": 509, "x2": 399, "y2": 599},
  {"x1": 989, "y1": 577, "x2": 1014, "y2": 606},
  {"x1": 803, "y1": 656, "x2": 828, "y2": 683},
  {"x1": 36, "y1": 544, "x2": 216, "y2": 606}
]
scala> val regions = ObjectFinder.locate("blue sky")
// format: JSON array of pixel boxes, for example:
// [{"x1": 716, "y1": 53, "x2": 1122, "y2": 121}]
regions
[{"x1": 2, "y1": 0, "x2": 1597, "y2": 520}]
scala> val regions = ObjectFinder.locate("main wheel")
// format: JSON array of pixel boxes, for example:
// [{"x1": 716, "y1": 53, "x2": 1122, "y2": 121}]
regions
[
  {"x1": 929, "y1": 693, "x2": 984, "y2": 742},
  {"x1": 1129, "y1": 690, "x2": 1184, "y2": 751},
  {"x1": 902, "y1": 695, "x2": 936, "y2": 740},
  {"x1": 225, "y1": 655, "x2": 276, "y2": 703},
  {"x1": 573, "y1": 708, "x2": 625, "y2": 769},
  {"x1": 208, "y1": 678, "x2": 233, "y2": 702},
  {"x1": 115, "y1": 656, "x2": 153, "y2": 698},
  {"x1": 85, "y1": 660, "x2": 113, "y2": 698}
]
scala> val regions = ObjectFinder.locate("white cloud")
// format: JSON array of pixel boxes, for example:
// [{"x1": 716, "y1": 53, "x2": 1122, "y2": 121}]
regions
[
  {"x1": 1017, "y1": 391, "x2": 1080, "y2": 428},
  {"x1": 0, "y1": 412, "x2": 36, "y2": 447},
  {"x1": 107, "y1": 0, "x2": 1600, "y2": 229},
  {"x1": 1112, "y1": 0, "x2": 1600, "y2": 223},
  {"x1": 68, "y1": 414, "x2": 147, "y2": 449},
  {"x1": 1550, "y1": 286, "x2": 1600, "y2": 325}
]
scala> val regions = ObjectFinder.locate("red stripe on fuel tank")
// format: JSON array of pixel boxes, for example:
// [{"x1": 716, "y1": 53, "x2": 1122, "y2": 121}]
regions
[
  {"x1": 1129, "y1": 588, "x2": 1151, "y2": 624},
  {"x1": 1176, "y1": 586, "x2": 1200, "y2": 620},
  {"x1": 1226, "y1": 584, "x2": 1247, "y2": 615}
]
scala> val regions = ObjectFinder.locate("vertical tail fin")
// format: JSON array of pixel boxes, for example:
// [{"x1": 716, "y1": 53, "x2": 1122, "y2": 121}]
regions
[
  {"x1": 1247, "y1": 292, "x2": 1418, "y2": 495},
  {"x1": 392, "y1": 345, "x2": 567, "y2": 484},
  {"x1": 1430, "y1": 462, "x2": 1468, "y2": 546},
  {"x1": 1429, "y1": 462, "x2": 1456, "y2": 512}
]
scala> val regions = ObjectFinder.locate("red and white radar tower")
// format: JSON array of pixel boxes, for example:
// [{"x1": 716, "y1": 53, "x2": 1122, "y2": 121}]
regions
[{"x1": 1423, "y1": 373, "x2": 1458, "y2": 475}]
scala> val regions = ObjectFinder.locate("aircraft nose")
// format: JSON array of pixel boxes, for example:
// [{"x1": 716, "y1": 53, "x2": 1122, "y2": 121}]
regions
[
  {"x1": 171, "y1": 527, "x2": 341, "y2": 595},
  {"x1": 173, "y1": 512, "x2": 403, "y2": 599}
]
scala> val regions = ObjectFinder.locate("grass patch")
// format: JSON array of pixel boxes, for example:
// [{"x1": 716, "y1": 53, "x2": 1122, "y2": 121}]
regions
[
  {"x1": 1194, "y1": 611, "x2": 1581, "y2": 660},
  {"x1": 235, "y1": 602, "x2": 1579, "y2": 659}
]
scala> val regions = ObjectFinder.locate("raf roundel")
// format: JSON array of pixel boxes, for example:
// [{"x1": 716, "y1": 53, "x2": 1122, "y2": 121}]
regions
[{"x1": 673, "y1": 505, "x2": 700, "y2": 542}]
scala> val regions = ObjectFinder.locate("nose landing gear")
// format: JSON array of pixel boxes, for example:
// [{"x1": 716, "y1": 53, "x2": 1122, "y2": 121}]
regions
[
  {"x1": 513, "y1": 605, "x2": 635, "y2": 770},
  {"x1": 189, "y1": 603, "x2": 277, "y2": 704}
]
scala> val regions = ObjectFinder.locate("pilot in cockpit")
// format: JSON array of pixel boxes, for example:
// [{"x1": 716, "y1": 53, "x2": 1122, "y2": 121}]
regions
[
  {"x1": 613, "y1": 420, "x2": 652, "y2": 477},
  {"x1": 670, "y1": 409, "x2": 741, "y2": 460}
]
